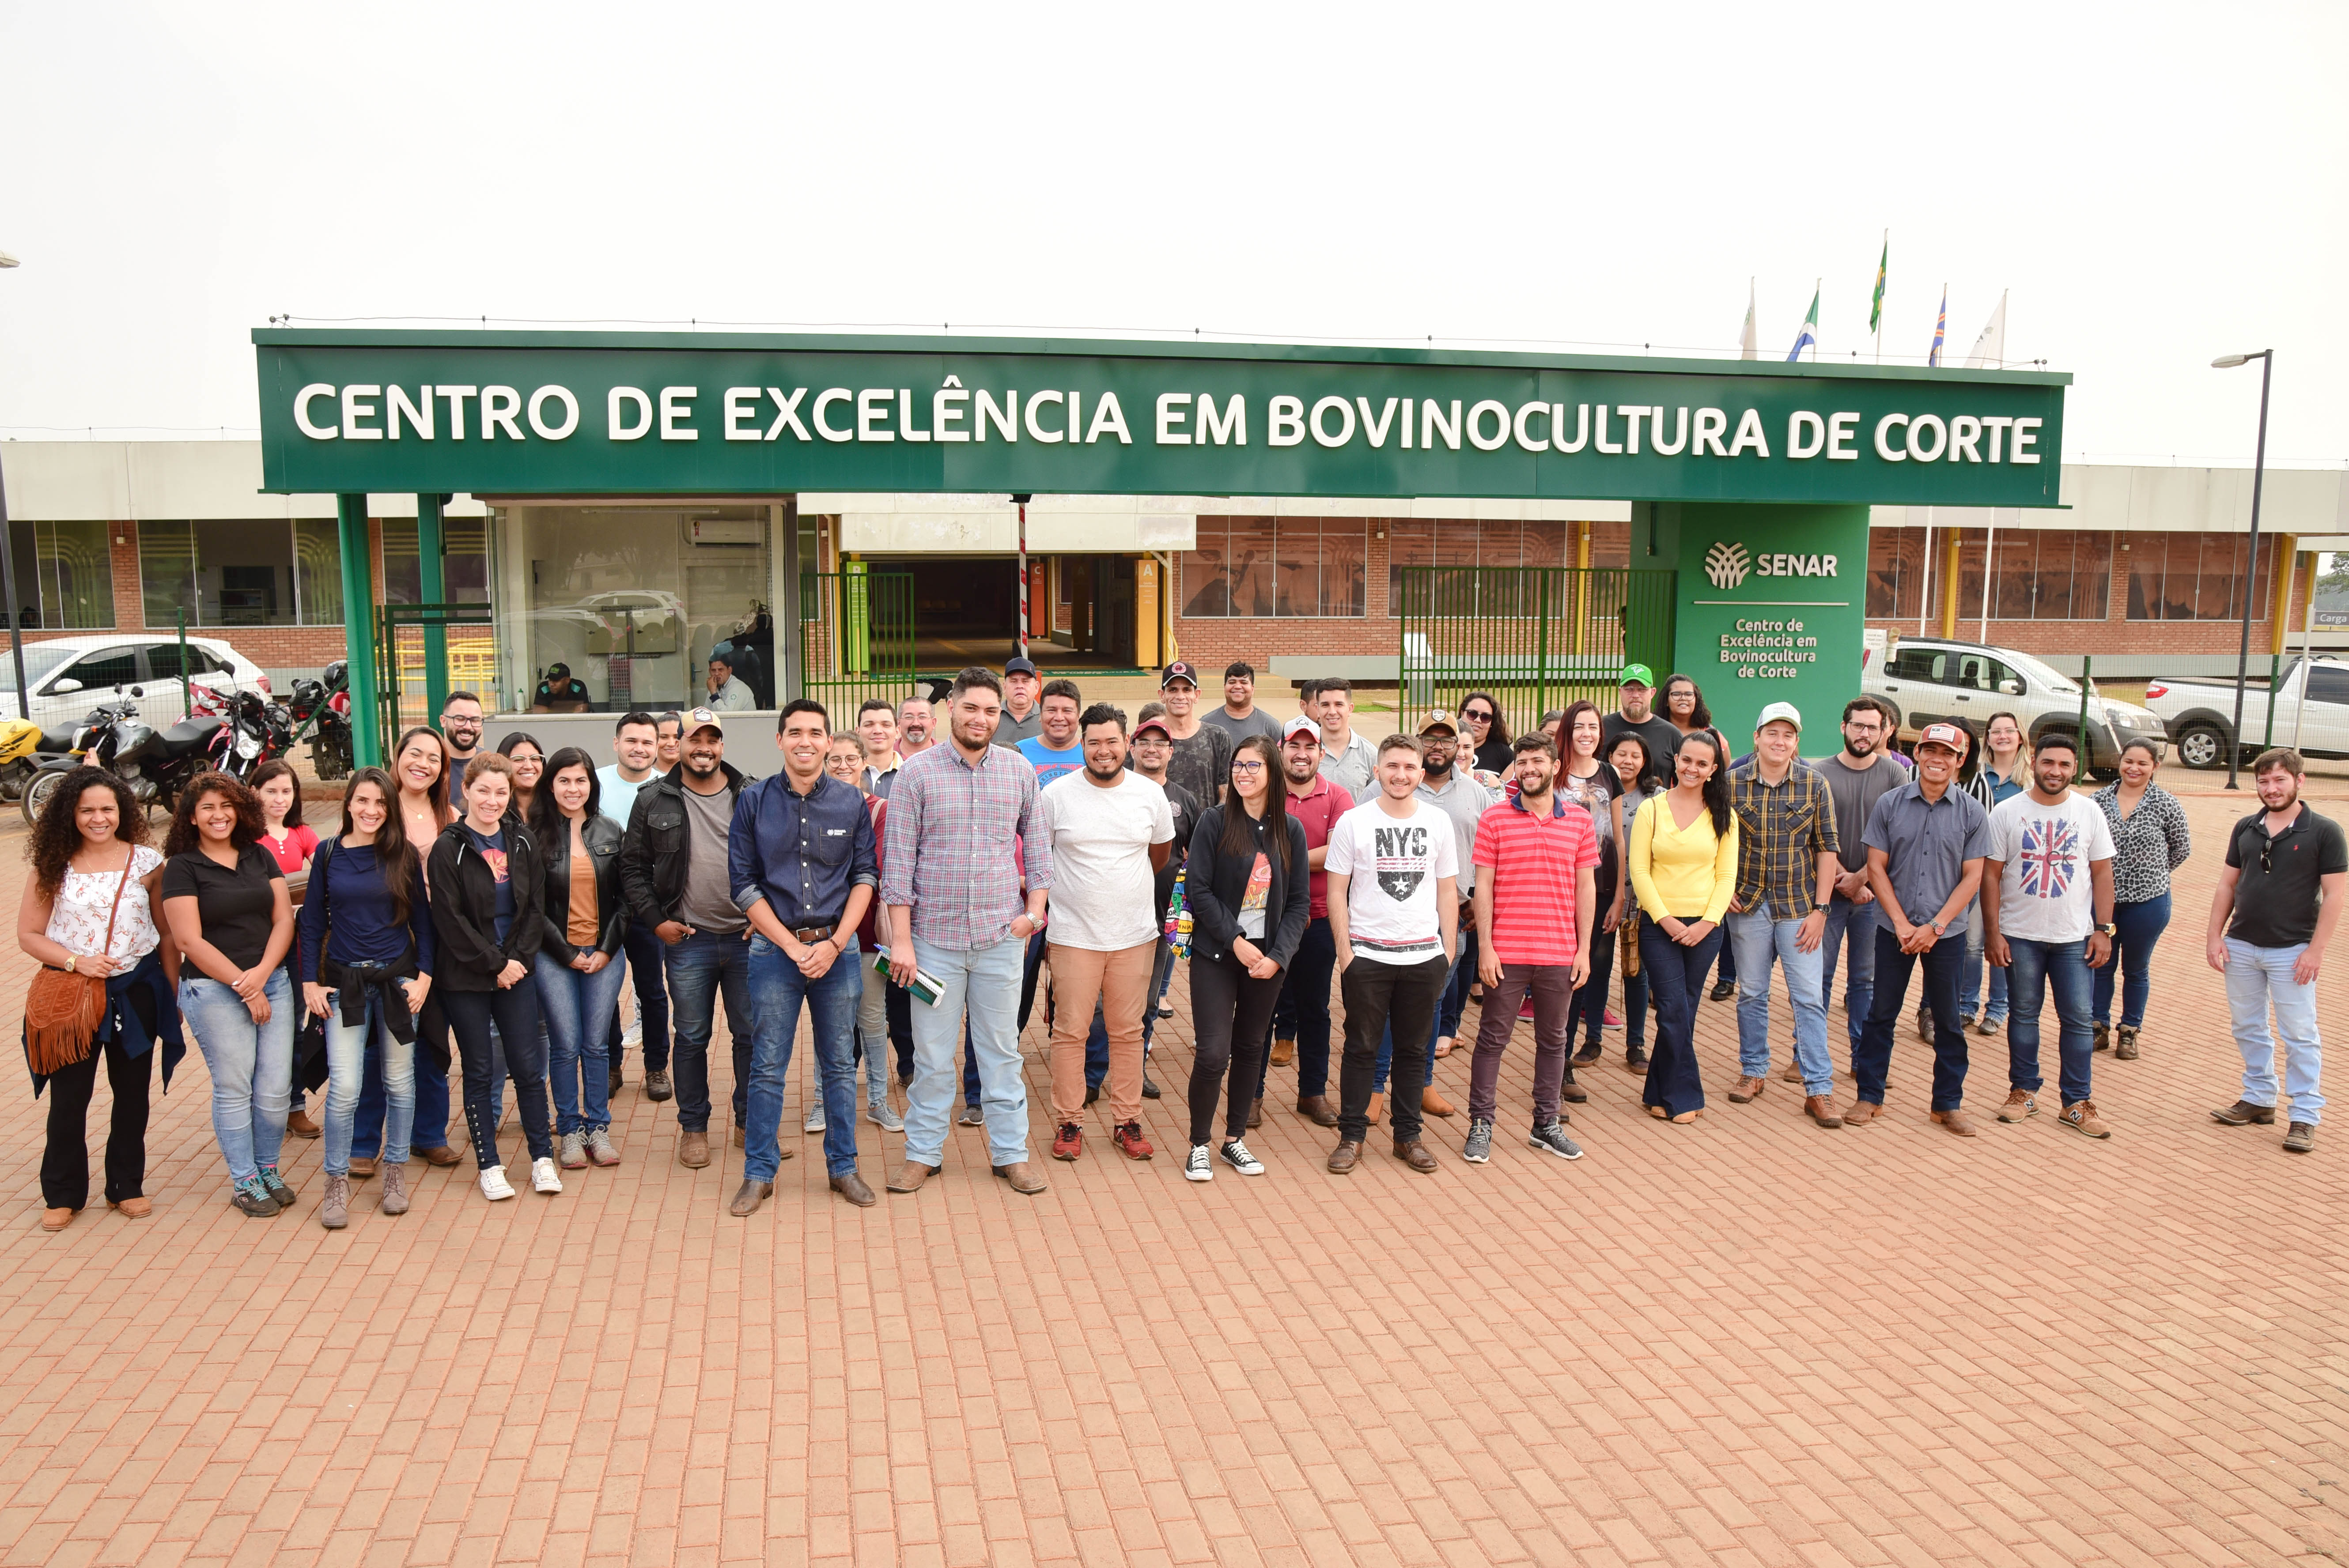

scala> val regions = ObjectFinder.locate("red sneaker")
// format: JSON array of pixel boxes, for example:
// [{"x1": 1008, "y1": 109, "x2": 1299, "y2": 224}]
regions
[
  {"x1": 1112, "y1": 1121, "x2": 1155, "y2": 1160},
  {"x1": 1052, "y1": 1122, "x2": 1083, "y2": 1161}
]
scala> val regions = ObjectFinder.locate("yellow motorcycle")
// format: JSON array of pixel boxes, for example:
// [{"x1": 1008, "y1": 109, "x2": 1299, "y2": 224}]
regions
[{"x1": 0, "y1": 716, "x2": 47, "y2": 802}]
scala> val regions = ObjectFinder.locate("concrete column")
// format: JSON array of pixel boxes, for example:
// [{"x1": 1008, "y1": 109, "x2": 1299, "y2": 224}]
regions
[
  {"x1": 416, "y1": 492, "x2": 449, "y2": 723},
  {"x1": 1134, "y1": 555, "x2": 1161, "y2": 669},
  {"x1": 335, "y1": 494, "x2": 383, "y2": 768},
  {"x1": 1939, "y1": 528, "x2": 1963, "y2": 639}
]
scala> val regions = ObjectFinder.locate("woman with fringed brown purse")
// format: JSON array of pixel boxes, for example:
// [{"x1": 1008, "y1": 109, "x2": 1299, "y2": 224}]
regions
[{"x1": 17, "y1": 767, "x2": 182, "y2": 1233}]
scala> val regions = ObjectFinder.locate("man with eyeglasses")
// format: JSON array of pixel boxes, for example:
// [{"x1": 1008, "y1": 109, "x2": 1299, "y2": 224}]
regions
[
  {"x1": 2207, "y1": 747, "x2": 2343, "y2": 1154},
  {"x1": 1457, "y1": 694, "x2": 1513, "y2": 775}
]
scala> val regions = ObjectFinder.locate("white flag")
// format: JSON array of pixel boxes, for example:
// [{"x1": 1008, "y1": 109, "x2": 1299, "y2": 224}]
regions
[
  {"x1": 1963, "y1": 290, "x2": 2008, "y2": 368},
  {"x1": 1739, "y1": 279, "x2": 1758, "y2": 360}
]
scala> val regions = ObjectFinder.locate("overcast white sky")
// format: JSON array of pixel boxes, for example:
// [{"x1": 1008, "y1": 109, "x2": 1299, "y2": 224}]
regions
[{"x1": 1, "y1": 2, "x2": 2342, "y2": 466}]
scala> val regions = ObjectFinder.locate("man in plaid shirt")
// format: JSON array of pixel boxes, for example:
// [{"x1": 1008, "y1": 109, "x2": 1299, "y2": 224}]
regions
[{"x1": 1725, "y1": 702, "x2": 1845, "y2": 1126}]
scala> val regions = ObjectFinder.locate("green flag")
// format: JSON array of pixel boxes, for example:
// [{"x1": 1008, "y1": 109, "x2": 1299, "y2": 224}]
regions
[{"x1": 1869, "y1": 234, "x2": 1888, "y2": 332}]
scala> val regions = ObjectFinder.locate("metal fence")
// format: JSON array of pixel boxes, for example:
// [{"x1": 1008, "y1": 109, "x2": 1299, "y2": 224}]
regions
[
  {"x1": 797, "y1": 569, "x2": 919, "y2": 721},
  {"x1": 373, "y1": 602, "x2": 496, "y2": 739},
  {"x1": 1396, "y1": 567, "x2": 1677, "y2": 741}
]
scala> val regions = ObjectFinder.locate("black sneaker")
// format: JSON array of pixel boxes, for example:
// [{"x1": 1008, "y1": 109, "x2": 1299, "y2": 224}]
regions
[
  {"x1": 2285, "y1": 1122, "x2": 2317, "y2": 1153},
  {"x1": 1528, "y1": 1120, "x2": 1584, "y2": 1160},
  {"x1": 1710, "y1": 980, "x2": 1736, "y2": 1001},
  {"x1": 1140, "y1": 1076, "x2": 1161, "y2": 1100},
  {"x1": 1624, "y1": 1047, "x2": 1649, "y2": 1072},
  {"x1": 1084, "y1": 1083, "x2": 1100, "y2": 1107},
  {"x1": 1571, "y1": 1045, "x2": 1602, "y2": 1067}
]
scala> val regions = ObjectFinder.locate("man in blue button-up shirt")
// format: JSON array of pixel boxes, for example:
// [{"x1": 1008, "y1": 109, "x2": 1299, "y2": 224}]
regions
[{"x1": 729, "y1": 699, "x2": 880, "y2": 1213}]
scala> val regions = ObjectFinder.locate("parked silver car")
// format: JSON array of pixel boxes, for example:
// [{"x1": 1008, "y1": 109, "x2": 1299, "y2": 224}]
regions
[{"x1": 1863, "y1": 636, "x2": 2166, "y2": 774}]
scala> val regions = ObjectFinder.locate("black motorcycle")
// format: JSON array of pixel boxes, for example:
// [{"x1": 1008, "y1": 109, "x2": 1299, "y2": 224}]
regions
[
  {"x1": 207, "y1": 690, "x2": 278, "y2": 782},
  {"x1": 20, "y1": 686, "x2": 227, "y2": 828},
  {"x1": 289, "y1": 659, "x2": 352, "y2": 780}
]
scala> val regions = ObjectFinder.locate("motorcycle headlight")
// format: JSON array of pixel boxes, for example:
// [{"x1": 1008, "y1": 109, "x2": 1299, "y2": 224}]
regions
[{"x1": 235, "y1": 734, "x2": 262, "y2": 759}]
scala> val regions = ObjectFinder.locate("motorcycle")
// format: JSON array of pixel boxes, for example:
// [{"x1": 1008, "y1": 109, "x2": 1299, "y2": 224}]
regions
[
  {"x1": 207, "y1": 690, "x2": 278, "y2": 782},
  {"x1": 20, "y1": 686, "x2": 227, "y2": 829},
  {"x1": 289, "y1": 660, "x2": 352, "y2": 780},
  {"x1": 0, "y1": 716, "x2": 49, "y2": 801}
]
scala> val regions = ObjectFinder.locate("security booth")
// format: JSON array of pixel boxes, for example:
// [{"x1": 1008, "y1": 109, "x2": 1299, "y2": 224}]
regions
[{"x1": 251, "y1": 329, "x2": 2067, "y2": 766}]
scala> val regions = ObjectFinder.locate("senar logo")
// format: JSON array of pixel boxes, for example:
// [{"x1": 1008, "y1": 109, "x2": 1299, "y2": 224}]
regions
[{"x1": 1705, "y1": 541, "x2": 1751, "y2": 591}]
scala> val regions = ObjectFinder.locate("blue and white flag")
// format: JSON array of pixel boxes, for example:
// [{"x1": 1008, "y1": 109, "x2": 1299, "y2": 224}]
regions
[
  {"x1": 1786, "y1": 283, "x2": 1819, "y2": 361},
  {"x1": 1929, "y1": 286, "x2": 1948, "y2": 367}
]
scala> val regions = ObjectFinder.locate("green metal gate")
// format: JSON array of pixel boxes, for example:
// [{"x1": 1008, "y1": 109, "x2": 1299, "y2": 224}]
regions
[
  {"x1": 1396, "y1": 567, "x2": 1676, "y2": 741},
  {"x1": 796, "y1": 568, "x2": 919, "y2": 721},
  {"x1": 374, "y1": 601, "x2": 495, "y2": 747}
]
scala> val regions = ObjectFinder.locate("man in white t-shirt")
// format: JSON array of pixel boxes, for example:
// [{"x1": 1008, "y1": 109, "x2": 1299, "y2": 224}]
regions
[
  {"x1": 1324, "y1": 733, "x2": 1459, "y2": 1175},
  {"x1": 1981, "y1": 732, "x2": 2117, "y2": 1137},
  {"x1": 1036, "y1": 703, "x2": 1176, "y2": 1164}
]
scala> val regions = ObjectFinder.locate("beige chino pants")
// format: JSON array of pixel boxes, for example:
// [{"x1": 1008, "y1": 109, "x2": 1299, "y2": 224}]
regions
[{"x1": 1046, "y1": 939, "x2": 1157, "y2": 1124}]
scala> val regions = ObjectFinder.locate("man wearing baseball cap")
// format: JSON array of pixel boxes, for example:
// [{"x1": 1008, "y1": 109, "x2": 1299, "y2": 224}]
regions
[
  {"x1": 1155, "y1": 661, "x2": 1235, "y2": 807},
  {"x1": 1257, "y1": 714, "x2": 1353, "y2": 1126},
  {"x1": 1724, "y1": 702, "x2": 1845, "y2": 1127},
  {"x1": 617, "y1": 708, "x2": 756, "y2": 1171},
  {"x1": 1601, "y1": 664, "x2": 1680, "y2": 784},
  {"x1": 992, "y1": 656, "x2": 1042, "y2": 747},
  {"x1": 1851, "y1": 722, "x2": 1993, "y2": 1135}
]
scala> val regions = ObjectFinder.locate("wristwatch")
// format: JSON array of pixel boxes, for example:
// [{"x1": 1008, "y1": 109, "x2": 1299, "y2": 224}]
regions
[
  {"x1": 2096, "y1": 922, "x2": 2117, "y2": 936},
  {"x1": 1929, "y1": 919, "x2": 1947, "y2": 936}
]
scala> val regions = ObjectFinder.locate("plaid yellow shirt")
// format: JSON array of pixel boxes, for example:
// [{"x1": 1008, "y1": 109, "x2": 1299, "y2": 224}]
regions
[{"x1": 1729, "y1": 760, "x2": 1838, "y2": 917}]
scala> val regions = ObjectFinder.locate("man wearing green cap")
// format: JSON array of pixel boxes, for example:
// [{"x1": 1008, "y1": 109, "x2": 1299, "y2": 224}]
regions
[{"x1": 1601, "y1": 664, "x2": 1681, "y2": 786}]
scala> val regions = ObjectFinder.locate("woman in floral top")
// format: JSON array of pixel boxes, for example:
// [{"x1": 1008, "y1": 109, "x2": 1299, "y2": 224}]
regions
[{"x1": 2091, "y1": 738, "x2": 2192, "y2": 1059}]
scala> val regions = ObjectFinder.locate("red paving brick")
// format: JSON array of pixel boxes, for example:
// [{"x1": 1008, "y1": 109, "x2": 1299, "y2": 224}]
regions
[{"x1": 0, "y1": 786, "x2": 2344, "y2": 1566}]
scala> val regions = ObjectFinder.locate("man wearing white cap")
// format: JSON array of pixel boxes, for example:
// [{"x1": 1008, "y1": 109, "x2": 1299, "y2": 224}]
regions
[{"x1": 1725, "y1": 702, "x2": 1845, "y2": 1127}]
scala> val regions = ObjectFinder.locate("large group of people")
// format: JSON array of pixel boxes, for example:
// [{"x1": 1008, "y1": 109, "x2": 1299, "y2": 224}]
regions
[{"x1": 21, "y1": 655, "x2": 2342, "y2": 1233}]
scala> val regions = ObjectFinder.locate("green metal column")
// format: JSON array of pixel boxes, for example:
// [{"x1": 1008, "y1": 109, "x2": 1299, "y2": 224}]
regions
[
  {"x1": 336, "y1": 493, "x2": 383, "y2": 768},
  {"x1": 416, "y1": 492, "x2": 450, "y2": 722}
]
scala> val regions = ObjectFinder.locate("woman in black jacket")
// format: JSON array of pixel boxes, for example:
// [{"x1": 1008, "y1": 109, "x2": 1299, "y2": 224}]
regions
[
  {"x1": 530, "y1": 748, "x2": 627, "y2": 1172},
  {"x1": 1181, "y1": 734, "x2": 1311, "y2": 1182},
  {"x1": 425, "y1": 752, "x2": 560, "y2": 1203}
]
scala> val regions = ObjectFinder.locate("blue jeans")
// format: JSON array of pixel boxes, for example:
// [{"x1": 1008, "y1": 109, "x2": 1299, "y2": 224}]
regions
[
  {"x1": 664, "y1": 930, "x2": 755, "y2": 1133},
  {"x1": 609, "y1": 920, "x2": 672, "y2": 1073},
  {"x1": 2003, "y1": 936, "x2": 2096, "y2": 1106},
  {"x1": 2092, "y1": 892, "x2": 2171, "y2": 1028},
  {"x1": 906, "y1": 933, "x2": 1029, "y2": 1169},
  {"x1": 1728, "y1": 901, "x2": 1833, "y2": 1096},
  {"x1": 322, "y1": 989, "x2": 415, "y2": 1176},
  {"x1": 1140, "y1": 935, "x2": 1177, "y2": 1050},
  {"x1": 354, "y1": 996, "x2": 453, "y2": 1159},
  {"x1": 746, "y1": 933, "x2": 864, "y2": 1180},
  {"x1": 1956, "y1": 901, "x2": 2009, "y2": 1025},
  {"x1": 2224, "y1": 938, "x2": 2324, "y2": 1123},
  {"x1": 1853, "y1": 924, "x2": 1968, "y2": 1111},
  {"x1": 181, "y1": 971, "x2": 295, "y2": 1185},
  {"x1": 1818, "y1": 893, "x2": 1878, "y2": 1047},
  {"x1": 537, "y1": 951, "x2": 627, "y2": 1136}
]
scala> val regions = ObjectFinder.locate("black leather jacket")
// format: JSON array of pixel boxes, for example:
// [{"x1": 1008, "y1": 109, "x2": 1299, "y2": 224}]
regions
[
  {"x1": 619, "y1": 760, "x2": 748, "y2": 929},
  {"x1": 537, "y1": 812, "x2": 627, "y2": 960}
]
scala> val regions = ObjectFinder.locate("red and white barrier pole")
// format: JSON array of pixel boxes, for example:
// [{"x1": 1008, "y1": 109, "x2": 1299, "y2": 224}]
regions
[{"x1": 1014, "y1": 495, "x2": 1030, "y2": 661}]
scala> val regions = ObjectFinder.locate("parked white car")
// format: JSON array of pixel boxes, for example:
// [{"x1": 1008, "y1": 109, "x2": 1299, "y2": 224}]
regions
[
  {"x1": 0, "y1": 634, "x2": 270, "y2": 740},
  {"x1": 1863, "y1": 635, "x2": 2167, "y2": 775},
  {"x1": 2144, "y1": 655, "x2": 2349, "y2": 767}
]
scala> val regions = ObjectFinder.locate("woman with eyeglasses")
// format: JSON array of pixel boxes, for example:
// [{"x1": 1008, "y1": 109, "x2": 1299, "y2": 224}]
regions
[
  {"x1": 495, "y1": 733, "x2": 547, "y2": 824},
  {"x1": 1458, "y1": 693, "x2": 1513, "y2": 774},
  {"x1": 2091, "y1": 739, "x2": 2190, "y2": 1060}
]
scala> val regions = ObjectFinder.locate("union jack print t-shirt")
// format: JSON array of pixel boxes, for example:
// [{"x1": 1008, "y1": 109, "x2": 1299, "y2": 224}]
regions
[{"x1": 1987, "y1": 791, "x2": 2114, "y2": 945}]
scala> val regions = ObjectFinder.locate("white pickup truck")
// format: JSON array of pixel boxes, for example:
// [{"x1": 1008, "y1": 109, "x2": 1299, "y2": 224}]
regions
[{"x1": 2143, "y1": 654, "x2": 2349, "y2": 768}]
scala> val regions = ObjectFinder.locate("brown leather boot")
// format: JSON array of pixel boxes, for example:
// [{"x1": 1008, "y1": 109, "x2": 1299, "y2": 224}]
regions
[
  {"x1": 1804, "y1": 1095, "x2": 1844, "y2": 1129},
  {"x1": 286, "y1": 1107, "x2": 322, "y2": 1139},
  {"x1": 887, "y1": 1161, "x2": 938, "y2": 1193},
  {"x1": 1393, "y1": 1141, "x2": 1438, "y2": 1173},
  {"x1": 1421, "y1": 1085, "x2": 1455, "y2": 1118},
  {"x1": 1326, "y1": 1141, "x2": 1362, "y2": 1174},
  {"x1": 994, "y1": 1161, "x2": 1046, "y2": 1195},
  {"x1": 830, "y1": 1171, "x2": 878, "y2": 1206},
  {"x1": 729, "y1": 1179, "x2": 773, "y2": 1216},
  {"x1": 1269, "y1": 1036, "x2": 1295, "y2": 1066},
  {"x1": 678, "y1": 1130, "x2": 711, "y2": 1169},
  {"x1": 1295, "y1": 1095, "x2": 1338, "y2": 1127}
]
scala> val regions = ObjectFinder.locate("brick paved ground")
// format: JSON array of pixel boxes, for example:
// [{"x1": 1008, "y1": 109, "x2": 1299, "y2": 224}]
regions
[{"x1": 0, "y1": 785, "x2": 2343, "y2": 1568}]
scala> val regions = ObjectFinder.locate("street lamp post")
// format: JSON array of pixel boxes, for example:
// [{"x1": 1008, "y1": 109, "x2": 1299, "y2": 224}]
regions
[
  {"x1": 0, "y1": 247, "x2": 28, "y2": 725},
  {"x1": 2212, "y1": 350, "x2": 2273, "y2": 791}
]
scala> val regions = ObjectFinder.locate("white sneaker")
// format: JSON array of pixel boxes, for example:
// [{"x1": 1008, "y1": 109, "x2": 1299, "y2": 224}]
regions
[
  {"x1": 622, "y1": 1020, "x2": 643, "y2": 1049},
  {"x1": 804, "y1": 1104, "x2": 826, "y2": 1133},
  {"x1": 1184, "y1": 1144, "x2": 1213, "y2": 1182},
  {"x1": 531, "y1": 1157, "x2": 563, "y2": 1194},
  {"x1": 479, "y1": 1166, "x2": 516, "y2": 1202}
]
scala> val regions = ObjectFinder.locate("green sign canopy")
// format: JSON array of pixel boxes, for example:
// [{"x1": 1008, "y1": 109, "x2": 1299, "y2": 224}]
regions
[{"x1": 255, "y1": 329, "x2": 2067, "y2": 506}]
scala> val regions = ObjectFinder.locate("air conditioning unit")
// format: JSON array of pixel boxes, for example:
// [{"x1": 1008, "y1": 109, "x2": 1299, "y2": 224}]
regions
[{"x1": 690, "y1": 518, "x2": 762, "y2": 546}]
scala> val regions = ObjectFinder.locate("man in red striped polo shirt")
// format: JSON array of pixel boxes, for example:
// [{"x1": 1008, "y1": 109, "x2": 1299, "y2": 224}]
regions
[{"x1": 1464, "y1": 731, "x2": 1597, "y2": 1164}]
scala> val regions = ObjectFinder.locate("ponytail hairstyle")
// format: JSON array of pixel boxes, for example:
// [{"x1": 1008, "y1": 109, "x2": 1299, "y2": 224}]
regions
[{"x1": 1216, "y1": 734, "x2": 1292, "y2": 873}]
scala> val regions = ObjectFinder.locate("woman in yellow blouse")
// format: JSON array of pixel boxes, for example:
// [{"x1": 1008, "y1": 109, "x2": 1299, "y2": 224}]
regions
[{"x1": 1626, "y1": 728, "x2": 1738, "y2": 1122}]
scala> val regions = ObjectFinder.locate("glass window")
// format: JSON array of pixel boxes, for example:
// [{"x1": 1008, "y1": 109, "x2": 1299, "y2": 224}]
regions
[
  {"x1": 1585, "y1": 520, "x2": 1630, "y2": 571},
  {"x1": 383, "y1": 518, "x2": 493, "y2": 606},
  {"x1": 139, "y1": 520, "x2": 197, "y2": 631},
  {"x1": 138, "y1": 520, "x2": 334, "y2": 628},
  {"x1": 1183, "y1": 517, "x2": 1365, "y2": 618},
  {"x1": 294, "y1": 518, "x2": 343, "y2": 626},
  {"x1": 195, "y1": 520, "x2": 295, "y2": 626},
  {"x1": 1865, "y1": 526, "x2": 1928, "y2": 619},
  {"x1": 510, "y1": 504, "x2": 772, "y2": 711},
  {"x1": 2128, "y1": 534, "x2": 2273, "y2": 621},
  {"x1": 4, "y1": 521, "x2": 116, "y2": 631},
  {"x1": 2303, "y1": 665, "x2": 2349, "y2": 705},
  {"x1": 56, "y1": 646, "x2": 138, "y2": 693},
  {"x1": 1885, "y1": 646, "x2": 1946, "y2": 683},
  {"x1": 1388, "y1": 519, "x2": 1552, "y2": 616}
]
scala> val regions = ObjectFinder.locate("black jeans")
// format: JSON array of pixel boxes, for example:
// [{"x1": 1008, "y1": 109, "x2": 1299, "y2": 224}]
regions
[
  {"x1": 444, "y1": 983, "x2": 556, "y2": 1170},
  {"x1": 1337, "y1": 954, "x2": 1449, "y2": 1146},
  {"x1": 1853, "y1": 923, "x2": 1970, "y2": 1111},
  {"x1": 1262, "y1": 917, "x2": 1337, "y2": 1100},
  {"x1": 41, "y1": 1029, "x2": 156, "y2": 1209},
  {"x1": 1188, "y1": 951, "x2": 1284, "y2": 1145},
  {"x1": 606, "y1": 920, "x2": 673, "y2": 1073}
]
